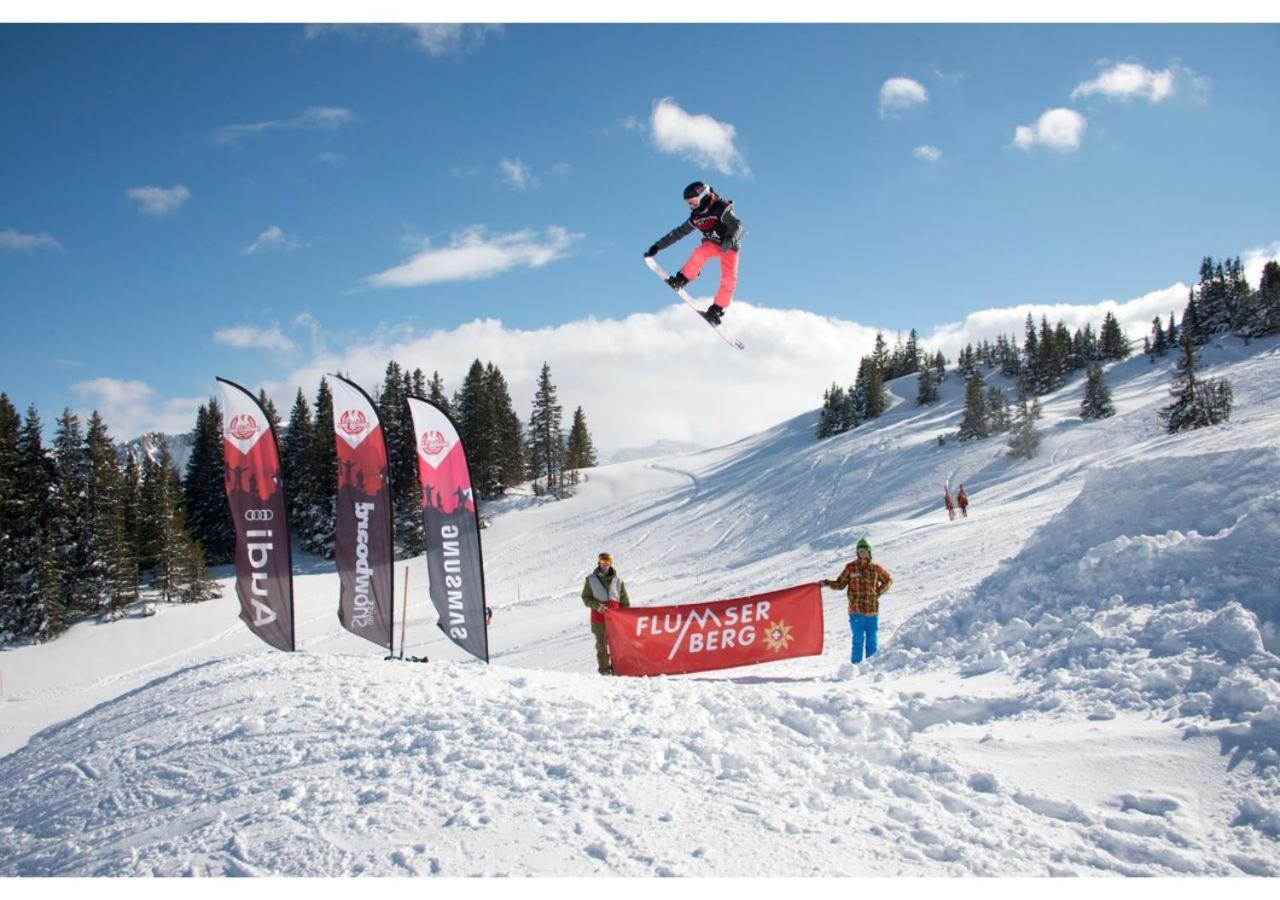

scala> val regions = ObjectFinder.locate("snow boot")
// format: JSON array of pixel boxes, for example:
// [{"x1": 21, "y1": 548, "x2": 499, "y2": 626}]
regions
[
  {"x1": 703, "y1": 303, "x2": 724, "y2": 326},
  {"x1": 666, "y1": 272, "x2": 690, "y2": 292}
]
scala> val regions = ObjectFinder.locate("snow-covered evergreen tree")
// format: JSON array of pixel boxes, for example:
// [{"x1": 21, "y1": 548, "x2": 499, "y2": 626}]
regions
[
  {"x1": 1149, "y1": 317, "x2": 1168, "y2": 356},
  {"x1": 300, "y1": 377, "x2": 337, "y2": 557},
  {"x1": 985, "y1": 385, "x2": 1010, "y2": 434},
  {"x1": 485, "y1": 363, "x2": 525, "y2": 493},
  {"x1": 1099, "y1": 311, "x2": 1130, "y2": 361},
  {"x1": 7, "y1": 406, "x2": 61, "y2": 639},
  {"x1": 915, "y1": 366, "x2": 939, "y2": 406},
  {"x1": 957, "y1": 373, "x2": 989, "y2": 441},
  {"x1": 1006, "y1": 379, "x2": 1043, "y2": 460},
  {"x1": 0, "y1": 394, "x2": 21, "y2": 640},
  {"x1": 527, "y1": 362, "x2": 566, "y2": 497},
  {"x1": 50, "y1": 409, "x2": 95, "y2": 616},
  {"x1": 564, "y1": 406, "x2": 598, "y2": 486},
  {"x1": 85, "y1": 411, "x2": 137, "y2": 615},
  {"x1": 1159, "y1": 334, "x2": 1233, "y2": 433},
  {"x1": 281, "y1": 388, "x2": 313, "y2": 532},
  {"x1": 183, "y1": 400, "x2": 235, "y2": 564},
  {"x1": 1080, "y1": 363, "x2": 1116, "y2": 420}
]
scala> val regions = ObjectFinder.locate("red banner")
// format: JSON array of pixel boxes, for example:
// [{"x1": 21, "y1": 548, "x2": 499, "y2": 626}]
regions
[{"x1": 603, "y1": 583, "x2": 823, "y2": 677}]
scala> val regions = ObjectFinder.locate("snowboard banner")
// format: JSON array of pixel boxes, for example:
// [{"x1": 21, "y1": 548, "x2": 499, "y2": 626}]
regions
[
  {"x1": 603, "y1": 583, "x2": 823, "y2": 677},
  {"x1": 406, "y1": 396, "x2": 489, "y2": 663},
  {"x1": 329, "y1": 375, "x2": 395, "y2": 650},
  {"x1": 216, "y1": 377, "x2": 295, "y2": 652}
]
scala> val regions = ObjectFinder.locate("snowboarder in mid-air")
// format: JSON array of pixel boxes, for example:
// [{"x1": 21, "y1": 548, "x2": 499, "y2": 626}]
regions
[{"x1": 645, "y1": 181, "x2": 742, "y2": 326}]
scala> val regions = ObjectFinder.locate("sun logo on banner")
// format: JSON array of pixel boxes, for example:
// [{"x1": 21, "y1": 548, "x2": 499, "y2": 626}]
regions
[
  {"x1": 228, "y1": 414, "x2": 258, "y2": 441},
  {"x1": 338, "y1": 409, "x2": 367, "y2": 436},
  {"x1": 762, "y1": 620, "x2": 794, "y2": 653}
]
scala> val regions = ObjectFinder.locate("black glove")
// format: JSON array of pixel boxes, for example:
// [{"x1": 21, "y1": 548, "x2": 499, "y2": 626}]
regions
[{"x1": 645, "y1": 244, "x2": 659, "y2": 258}]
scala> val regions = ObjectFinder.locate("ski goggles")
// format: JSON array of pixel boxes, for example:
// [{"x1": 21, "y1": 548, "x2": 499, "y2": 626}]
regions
[{"x1": 685, "y1": 186, "x2": 710, "y2": 206}]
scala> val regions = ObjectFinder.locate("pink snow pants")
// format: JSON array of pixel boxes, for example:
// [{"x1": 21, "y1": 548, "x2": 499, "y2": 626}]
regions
[{"x1": 679, "y1": 242, "x2": 739, "y2": 309}]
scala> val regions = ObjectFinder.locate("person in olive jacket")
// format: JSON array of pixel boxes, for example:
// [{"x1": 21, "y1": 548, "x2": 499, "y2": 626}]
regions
[
  {"x1": 820, "y1": 538, "x2": 893, "y2": 664},
  {"x1": 582, "y1": 551, "x2": 631, "y2": 675}
]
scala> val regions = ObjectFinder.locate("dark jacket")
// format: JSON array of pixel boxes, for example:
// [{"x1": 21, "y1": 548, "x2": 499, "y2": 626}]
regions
[{"x1": 652, "y1": 197, "x2": 743, "y2": 253}]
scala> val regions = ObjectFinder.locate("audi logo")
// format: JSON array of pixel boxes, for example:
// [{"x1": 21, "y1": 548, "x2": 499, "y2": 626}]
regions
[{"x1": 244, "y1": 509, "x2": 274, "y2": 522}]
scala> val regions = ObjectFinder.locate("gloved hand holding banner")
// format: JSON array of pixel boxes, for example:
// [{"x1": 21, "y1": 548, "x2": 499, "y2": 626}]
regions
[{"x1": 603, "y1": 583, "x2": 823, "y2": 677}]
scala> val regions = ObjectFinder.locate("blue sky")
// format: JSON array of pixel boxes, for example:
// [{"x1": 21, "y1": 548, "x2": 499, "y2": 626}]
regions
[{"x1": 2, "y1": 23, "x2": 1278, "y2": 447}]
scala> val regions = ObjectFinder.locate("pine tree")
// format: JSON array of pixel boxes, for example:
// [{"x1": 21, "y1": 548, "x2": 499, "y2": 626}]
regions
[
  {"x1": 50, "y1": 409, "x2": 94, "y2": 616},
  {"x1": 902, "y1": 329, "x2": 921, "y2": 377},
  {"x1": 455, "y1": 359, "x2": 498, "y2": 498},
  {"x1": 302, "y1": 377, "x2": 337, "y2": 556},
  {"x1": 1259, "y1": 261, "x2": 1280, "y2": 336},
  {"x1": 1099, "y1": 311, "x2": 1130, "y2": 361},
  {"x1": 1080, "y1": 363, "x2": 1116, "y2": 420},
  {"x1": 1180, "y1": 288, "x2": 1203, "y2": 346},
  {"x1": 257, "y1": 389, "x2": 282, "y2": 433},
  {"x1": 915, "y1": 366, "x2": 939, "y2": 406},
  {"x1": 427, "y1": 371, "x2": 450, "y2": 413},
  {"x1": 527, "y1": 362, "x2": 566, "y2": 497},
  {"x1": 957, "y1": 373, "x2": 989, "y2": 441},
  {"x1": 84, "y1": 411, "x2": 137, "y2": 615},
  {"x1": 985, "y1": 385, "x2": 1010, "y2": 434},
  {"x1": 184, "y1": 399, "x2": 235, "y2": 564},
  {"x1": 1006, "y1": 379, "x2": 1042, "y2": 460},
  {"x1": 485, "y1": 363, "x2": 525, "y2": 493},
  {"x1": 1159, "y1": 335, "x2": 1233, "y2": 433},
  {"x1": 1150, "y1": 317, "x2": 1168, "y2": 356},
  {"x1": 564, "y1": 406, "x2": 598, "y2": 486},
  {"x1": 1167, "y1": 311, "x2": 1178, "y2": 347},
  {"x1": 0, "y1": 394, "x2": 21, "y2": 640},
  {"x1": 281, "y1": 389, "x2": 313, "y2": 531},
  {"x1": 378, "y1": 361, "x2": 420, "y2": 555},
  {"x1": 141, "y1": 441, "x2": 204, "y2": 601},
  {"x1": 9, "y1": 406, "x2": 60, "y2": 638}
]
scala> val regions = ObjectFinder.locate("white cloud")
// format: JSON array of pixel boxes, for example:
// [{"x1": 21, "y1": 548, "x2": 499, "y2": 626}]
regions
[
  {"x1": 499, "y1": 157, "x2": 537, "y2": 190},
  {"x1": 650, "y1": 98, "x2": 748, "y2": 176},
  {"x1": 1071, "y1": 62, "x2": 1175, "y2": 103},
  {"x1": 260, "y1": 275, "x2": 1199, "y2": 455},
  {"x1": 316, "y1": 152, "x2": 344, "y2": 165},
  {"x1": 1013, "y1": 108, "x2": 1087, "y2": 153},
  {"x1": 1242, "y1": 241, "x2": 1280, "y2": 289},
  {"x1": 241, "y1": 225, "x2": 303, "y2": 255},
  {"x1": 212, "y1": 106, "x2": 354, "y2": 146},
  {"x1": 879, "y1": 77, "x2": 928, "y2": 115},
  {"x1": 304, "y1": 24, "x2": 501, "y2": 57},
  {"x1": 0, "y1": 228, "x2": 62, "y2": 251},
  {"x1": 403, "y1": 24, "x2": 502, "y2": 56},
  {"x1": 913, "y1": 145, "x2": 942, "y2": 162},
  {"x1": 368, "y1": 225, "x2": 582, "y2": 288},
  {"x1": 214, "y1": 324, "x2": 297, "y2": 353},
  {"x1": 73, "y1": 377, "x2": 202, "y2": 441},
  {"x1": 126, "y1": 184, "x2": 191, "y2": 216},
  {"x1": 924, "y1": 283, "x2": 1192, "y2": 361}
]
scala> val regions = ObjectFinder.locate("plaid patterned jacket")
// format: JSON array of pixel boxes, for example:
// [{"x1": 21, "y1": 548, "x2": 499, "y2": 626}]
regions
[{"x1": 823, "y1": 560, "x2": 893, "y2": 616}]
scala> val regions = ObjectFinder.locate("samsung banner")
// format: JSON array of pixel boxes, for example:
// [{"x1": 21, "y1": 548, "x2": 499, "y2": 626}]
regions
[
  {"x1": 603, "y1": 583, "x2": 823, "y2": 677},
  {"x1": 329, "y1": 375, "x2": 395, "y2": 650},
  {"x1": 406, "y1": 396, "x2": 490, "y2": 663},
  {"x1": 216, "y1": 377, "x2": 295, "y2": 652}
]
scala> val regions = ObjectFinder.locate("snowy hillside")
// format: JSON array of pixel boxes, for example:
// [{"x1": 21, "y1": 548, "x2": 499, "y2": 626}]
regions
[{"x1": 1, "y1": 335, "x2": 1278, "y2": 876}]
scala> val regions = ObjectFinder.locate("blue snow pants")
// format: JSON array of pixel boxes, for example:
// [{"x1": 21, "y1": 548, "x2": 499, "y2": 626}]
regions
[{"x1": 849, "y1": 614, "x2": 879, "y2": 663}]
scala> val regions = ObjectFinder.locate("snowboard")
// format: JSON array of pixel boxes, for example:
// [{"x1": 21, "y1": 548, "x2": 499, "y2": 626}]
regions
[{"x1": 644, "y1": 257, "x2": 745, "y2": 351}]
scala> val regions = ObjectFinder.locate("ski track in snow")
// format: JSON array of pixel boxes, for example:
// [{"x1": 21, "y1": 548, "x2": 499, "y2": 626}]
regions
[{"x1": 1, "y1": 335, "x2": 1279, "y2": 875}]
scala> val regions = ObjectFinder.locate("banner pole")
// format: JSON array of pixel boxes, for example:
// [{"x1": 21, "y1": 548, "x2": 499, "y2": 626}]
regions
[{"x1": 399, "y1": 565, "x2": 410, "y2": 660}]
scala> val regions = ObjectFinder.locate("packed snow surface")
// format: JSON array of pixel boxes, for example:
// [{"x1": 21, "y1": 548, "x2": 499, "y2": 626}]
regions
[{"x1": 2, "y1": 335, "x2": 1279, "y2": 875}]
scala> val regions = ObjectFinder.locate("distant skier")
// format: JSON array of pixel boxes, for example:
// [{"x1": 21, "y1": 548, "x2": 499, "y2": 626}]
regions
[
  {"x1": 944, "y1": 486, "x2": 955, "y2": 521},
  {"x1": 956, "y1": 485, "x2": 969, "y2": 518},
  {"x1": 582, "y1": 552, "x2": 631, "y2": 675},
  {"x1": 644, "y1": 181, "x2": 742, "y2": 326},
  {"x1": 819, "y1": 538, "x2": 893, "y2": 665}
]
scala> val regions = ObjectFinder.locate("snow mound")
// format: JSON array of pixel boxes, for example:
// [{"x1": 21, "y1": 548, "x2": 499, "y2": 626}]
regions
[{"x1": 887, "y1": 448, "x2": 1280, "y2": 753}]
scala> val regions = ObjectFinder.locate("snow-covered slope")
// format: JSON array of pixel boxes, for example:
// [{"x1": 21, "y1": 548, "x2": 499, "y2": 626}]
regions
[{"x1": 2, "y1": 336, "x2": 1278, "y2": 876}]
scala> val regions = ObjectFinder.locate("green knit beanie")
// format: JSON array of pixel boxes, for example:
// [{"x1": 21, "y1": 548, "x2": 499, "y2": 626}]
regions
[{"x1": 856, "y1": 538, "x2": 872, "y2": 555}]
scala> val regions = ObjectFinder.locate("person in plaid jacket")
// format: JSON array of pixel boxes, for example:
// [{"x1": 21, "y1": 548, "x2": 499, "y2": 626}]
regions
[{"x1": 820, "y1": 538, "x2": 893, "y2": 664}]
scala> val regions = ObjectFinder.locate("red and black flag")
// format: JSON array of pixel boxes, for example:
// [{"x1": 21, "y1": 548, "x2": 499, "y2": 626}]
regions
[
  {"x1": 216, "y1": 378, "x2": 295, "y2": 652},
  {"x1": 329, "y1": 375, "x2": 395, "y2": 650},
  {"x1": 406, "y1": 396, "x2": 489, "y2": 663}
]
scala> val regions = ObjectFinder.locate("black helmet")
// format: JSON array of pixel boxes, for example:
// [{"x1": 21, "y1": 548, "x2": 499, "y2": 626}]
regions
[{"x1": 683, "y1": 181, "x2": 714, "y2": 209}]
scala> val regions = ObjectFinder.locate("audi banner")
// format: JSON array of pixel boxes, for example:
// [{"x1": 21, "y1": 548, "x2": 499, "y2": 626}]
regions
[
  {"x1": 216, "y1": 377, "x2": 295, "y2": 652},
  {"x1": 406, "y1": 396, "x2": 489, "y2": 663},
  {"x1": 603, "y1": 583, "x2": 823, "y2": 677},
  {"x1": 329, "y1": 375, "x2": 395, "y2": 650}
]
